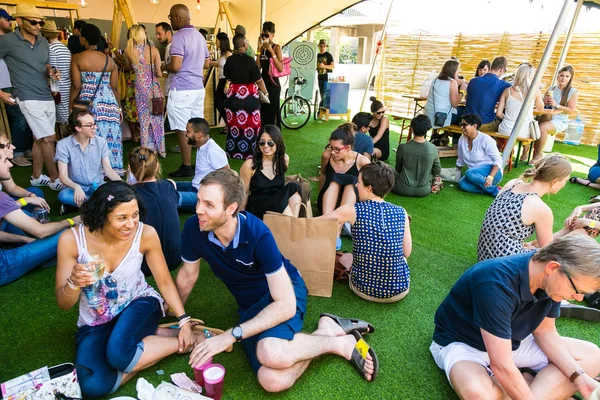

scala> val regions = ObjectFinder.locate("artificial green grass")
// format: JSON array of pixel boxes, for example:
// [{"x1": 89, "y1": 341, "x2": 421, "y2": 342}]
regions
[{"x1": 0, "y1": 120, "x2": 599, "y2": 399}]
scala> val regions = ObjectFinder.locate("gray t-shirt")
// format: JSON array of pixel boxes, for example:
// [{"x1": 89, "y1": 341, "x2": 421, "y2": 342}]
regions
[{"x1": 0, "y1": 29, "x2": 51, "y2": 101}]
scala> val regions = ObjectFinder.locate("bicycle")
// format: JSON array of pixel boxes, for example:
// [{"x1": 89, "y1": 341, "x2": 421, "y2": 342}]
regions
[{"x1": 280, "y1": 68, "x2": 312, "y2": 130}]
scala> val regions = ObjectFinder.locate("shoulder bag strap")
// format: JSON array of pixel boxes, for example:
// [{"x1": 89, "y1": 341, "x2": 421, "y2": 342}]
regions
[
  {"x1": 89, "y1": 55, "x2": 109, "y2": 105},
  {"x1": 149, "y1": 45, "x2": 157, "y2": 100}
]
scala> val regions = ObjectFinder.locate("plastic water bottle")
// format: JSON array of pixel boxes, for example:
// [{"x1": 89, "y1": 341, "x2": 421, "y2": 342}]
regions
[
  {"x1": 50, "y1": 67, "x2": 60, "y2": 92},
  {"x1": 564, "y1": 114, "x2": 585, "y2": 145}
]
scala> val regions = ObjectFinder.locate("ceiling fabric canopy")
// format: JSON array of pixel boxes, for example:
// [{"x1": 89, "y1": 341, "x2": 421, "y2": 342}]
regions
[{"x1": 69, "y1": 0, "x2": 362, "y2": 45}]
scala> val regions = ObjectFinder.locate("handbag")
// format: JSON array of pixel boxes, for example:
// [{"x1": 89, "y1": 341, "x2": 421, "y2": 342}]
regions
[
  {"x1": 263, "y1": 210, "x2": 337, "y2": 297},
  {"x1": 439, "y1": 167, "x2": 462, "y2": 183},
  {"x1": 334, "y1": 251, "x2": 353, "y2": 281},
  {"x1": 285, "y1": 173, "x2": 312, "y2": 218},
  {"x1": 73, "y1": 55, "x2": 109, "y2": 112},
  {"x1": 1, "y1": 363, "x2": 81, "y2": 400},
  {"x1": 149, "y1": 46, "x2": 165, "y2": 116},
  {"x1": 431, "y1": 78, "x2": 451, "y2": 127},
  {"x1": 529, "y1": 119, "x2": 541, "y2": 140},
  {"x1": 267, "y1": 50, "x2": 292, "y2": 86}
]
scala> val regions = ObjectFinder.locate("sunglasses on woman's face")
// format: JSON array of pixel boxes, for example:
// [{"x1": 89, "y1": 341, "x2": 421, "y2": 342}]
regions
[
  {"x1": 22, "y1": 18, "x2": 45, "y2": 27},
  {"x1": 376, "y1": 110, "x2": 385, "y2": 115},
  {"x1": 259, "y1": 140, "x2": 275, "y2": 148},
  {"x1": 0, "y1": 141, "x2": 12, "y2": 149}
]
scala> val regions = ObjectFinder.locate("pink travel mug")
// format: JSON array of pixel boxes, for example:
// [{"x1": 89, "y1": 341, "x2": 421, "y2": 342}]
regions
[
  {"x1": 203, "y1": 364, "x2": 226, "y2": 400},
  {"x1": 192, "y1": 357, "x2": 213, "y2": 387}
]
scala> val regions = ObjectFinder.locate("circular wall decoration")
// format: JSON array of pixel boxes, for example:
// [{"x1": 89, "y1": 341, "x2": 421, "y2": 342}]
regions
[{"x1": 292, "y1": 44, "x2": 315, "y2": 66}]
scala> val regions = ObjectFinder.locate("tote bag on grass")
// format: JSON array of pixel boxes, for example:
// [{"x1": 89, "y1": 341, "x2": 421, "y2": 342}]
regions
[{"x1": 264, "y1": 210, "x2": 337, "y2": 297}]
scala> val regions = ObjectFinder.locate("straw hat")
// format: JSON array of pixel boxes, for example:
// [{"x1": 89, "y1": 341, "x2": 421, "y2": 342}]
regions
[
  {"x1": 41, "y1": 20, "x2": 60, "y2": 33},
  {"x1": 12, "y1": 4, "x2": 45, "y2": 20}
]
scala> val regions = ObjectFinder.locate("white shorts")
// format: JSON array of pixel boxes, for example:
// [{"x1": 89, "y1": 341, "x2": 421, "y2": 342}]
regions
[
  {"x1": 430, "y1": 335, "x2": 549, "y2": 385},
  {"x1": 167, "y1": 88, "x2": 205, "y2": 131},
  {"x1": 16, "y1": 99, "x2": 56, "y2": 139}
]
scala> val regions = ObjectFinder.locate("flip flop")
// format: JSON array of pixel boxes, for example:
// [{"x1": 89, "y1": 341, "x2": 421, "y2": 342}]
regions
[
  {"x1": 349, "y1": 330, "x2": 378, "y2": 382},
  {"x1": 320, "y1": 313, "x2": 375, "y2": 335},
  {"x1": 158, "y1": 318, "x2": 233, "y2": 352}
]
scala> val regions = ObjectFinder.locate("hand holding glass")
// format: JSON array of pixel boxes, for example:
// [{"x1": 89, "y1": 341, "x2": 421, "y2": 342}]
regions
[{"x1": 83, "y1": 254, "x2": 105, "y2": 307}]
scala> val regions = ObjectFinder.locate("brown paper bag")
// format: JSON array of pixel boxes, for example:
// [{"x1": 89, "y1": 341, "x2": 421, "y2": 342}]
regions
[{"x1": 263, "y1": 210, "x2": 337, "y2": 297}]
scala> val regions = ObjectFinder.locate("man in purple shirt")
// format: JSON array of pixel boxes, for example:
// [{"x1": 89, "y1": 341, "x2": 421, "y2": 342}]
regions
[{"x1": 166, "y1": 4, "x2": 210, "y2": 178}]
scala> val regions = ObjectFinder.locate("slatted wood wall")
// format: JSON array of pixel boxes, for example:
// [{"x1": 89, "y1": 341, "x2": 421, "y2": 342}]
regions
[{"x1": 376, "y1": 32, "x2": 600, "y2": 145}]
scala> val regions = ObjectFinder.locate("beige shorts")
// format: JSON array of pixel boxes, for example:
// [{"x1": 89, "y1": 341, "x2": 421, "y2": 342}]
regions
[
  {"x1": 430, "y1": 334, "x2": 549, "y2": 385},
  {"x1": 167, "y1": 88, "x2": 205, "y2": 131},
  {"x1": 16, "y1": 99, "x2": 56, "y2": 139}
]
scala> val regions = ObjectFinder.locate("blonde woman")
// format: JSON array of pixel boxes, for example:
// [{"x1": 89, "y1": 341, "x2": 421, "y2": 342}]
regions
[
  {"x1": 477, "y1": 154, "x2": 572, "y2": 261},
  {"x1": 124, "y1": 25, "x2": 165, "y2": 157}
]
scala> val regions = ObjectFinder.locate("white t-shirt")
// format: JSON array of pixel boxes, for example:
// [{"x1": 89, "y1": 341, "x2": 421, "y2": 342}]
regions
[{"x1": 192, "y1": 138, "x2": 228, "y2": 189}]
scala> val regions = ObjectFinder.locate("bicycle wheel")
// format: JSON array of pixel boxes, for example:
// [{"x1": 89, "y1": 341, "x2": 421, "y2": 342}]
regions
[
  {"x1": 280, "y1": 96, "x2": 311, "y2": 130},
  {"x1": 313, "y1": 90, "x2": 319, "y2": 120}
]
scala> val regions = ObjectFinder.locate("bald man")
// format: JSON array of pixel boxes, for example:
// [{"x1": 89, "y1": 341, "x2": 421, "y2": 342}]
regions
[{"x1": 165, "y1": 4, "x2": 210, "y2": 178}]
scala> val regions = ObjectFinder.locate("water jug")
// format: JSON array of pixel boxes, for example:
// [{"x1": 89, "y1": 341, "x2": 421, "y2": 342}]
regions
[{"x1": 564, "y1": 114, "x2": 585, "y2": 145}]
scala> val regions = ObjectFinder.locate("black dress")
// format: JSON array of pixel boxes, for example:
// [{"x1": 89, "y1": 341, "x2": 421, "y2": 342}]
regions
[
  {"x1": 317, "y1": 154, "x2": 360, "y2": 213},
  {"x1": 369, "y1": 123, "x2": 390, "y2": 161},
  {"x1": 246, "y1": 168, "x2": 301, "y2": 220},
  {"x1": 132, "y1": 180, "x2": 182, "y2": 276},
  {"x1": 260, "y1": 47, "x2": 281, "y2": 128}
]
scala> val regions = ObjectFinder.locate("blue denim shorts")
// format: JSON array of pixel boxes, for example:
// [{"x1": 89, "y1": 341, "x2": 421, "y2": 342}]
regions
[{"x1": 239, "y1": 272, "x2": 307, "y2": 373}]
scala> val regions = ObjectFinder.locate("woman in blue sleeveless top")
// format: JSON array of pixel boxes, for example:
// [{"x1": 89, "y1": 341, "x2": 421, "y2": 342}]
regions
[{"x1": 321, "y1": 162, "x2": 412, "y2": 303}]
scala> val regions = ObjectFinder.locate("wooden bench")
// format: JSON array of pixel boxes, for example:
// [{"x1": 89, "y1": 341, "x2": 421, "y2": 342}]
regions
[
  {"x1": 440, "y1": 125, "x2": 534, "y2": 171},
  {"x1": 390, "y1": 113, "x2": 413, "y2": 143}
]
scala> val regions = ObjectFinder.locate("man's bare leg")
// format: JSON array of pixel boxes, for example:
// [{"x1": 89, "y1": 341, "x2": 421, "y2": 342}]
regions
[
  {"x1": 255, "y1": 316, "x2": 375, "y2": 392},
  {"x1": 40, "y1": 135, "x2": 58, "y2": 181},
  {"x1": 529, "y1": 338, "x2": 600, "y2": 400},
  {"x1": 31, "y1": 140, "x2": 43, "y2": 179},
  {"x1": 178, "y1": 130, "x2": 192, "y2": 166}
]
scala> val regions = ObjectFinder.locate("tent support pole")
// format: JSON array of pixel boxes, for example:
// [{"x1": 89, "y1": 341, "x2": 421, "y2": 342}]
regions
[
  {"x1": 360, "y1": 0, "x2": 394, "y2": 111},
  {"x1": 501, "y1": 0, "x2": 572, "y2": 169},
  {"x1": 261, "y1": 0, "x2": 266, "y2": 28},
  {"x1": 551, "y1": 0, "x2": 583, "y2": 86}
]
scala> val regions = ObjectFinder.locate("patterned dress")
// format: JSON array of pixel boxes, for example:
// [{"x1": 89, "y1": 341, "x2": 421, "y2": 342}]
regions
[
  {"x1": 122, "y1": 70, "x2": 138, "y2": 123},
  {"x1": 224, "y1": 83, "x2": 261, "y2": 159},
  {"x1": 477, "y1": 182, "x2": 537, "y2": 261},
  {"x1": 350, "y1": 200, "x2": 410, "y2": 299},
  {"x1": 77, "y1": 71, "x2": 123, "y2": 170},
  {"x1": 132, "y1": 44, "x2": 165, "y2": 156}
]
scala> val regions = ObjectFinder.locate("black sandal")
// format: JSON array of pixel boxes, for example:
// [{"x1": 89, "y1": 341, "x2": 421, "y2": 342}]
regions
[{"x1": 569, "y1": 177, "x2": 578, "y2": 184}]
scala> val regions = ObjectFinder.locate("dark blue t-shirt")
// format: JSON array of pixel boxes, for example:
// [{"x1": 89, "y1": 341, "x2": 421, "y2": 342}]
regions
[
  {"x1": 433, "y1": 252, "x2": 560, "y2": 351},
  {"x1": 133, "y1": 180, "x2": 182, "y2": 274},
  {"x1": 465, "y1": 73, "x2": 511, "y2": 124},
  {"x1": 353, "y1": 132, "x2": 374, "y2": 157},
  {"x1": 181, "y1": 211, "x2": 300, "y2": 312}
]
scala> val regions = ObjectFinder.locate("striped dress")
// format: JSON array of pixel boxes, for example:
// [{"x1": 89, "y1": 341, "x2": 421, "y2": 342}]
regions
[
  {"x1": 49, "y1": 41, "x2": 71, "y2": 124},
  {"x1": 77, "y1": 71, "x2": 123, "y2": 170}
]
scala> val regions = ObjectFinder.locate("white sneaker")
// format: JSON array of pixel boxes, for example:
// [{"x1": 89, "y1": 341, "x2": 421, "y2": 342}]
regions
[
  {"x1": 48, "y1": 178, "x2": 65, "y2": 191},
  {"x1": 30, "y1": 174, "x2": 51, "y2": 187},
  {"x1": 341, "y1": 221, "x2": 353, "y2": 238}
]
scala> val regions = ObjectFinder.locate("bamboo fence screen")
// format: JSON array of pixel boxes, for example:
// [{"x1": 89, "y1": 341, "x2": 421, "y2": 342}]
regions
[{"x1": 376, "y1": 32, "x2": 600, "y2": 145}]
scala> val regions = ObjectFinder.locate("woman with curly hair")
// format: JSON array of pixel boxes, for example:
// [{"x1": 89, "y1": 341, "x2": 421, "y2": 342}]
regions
[
  {"x1": 239, "y1": 125, "x2": 301, "y2": 219},
  {"x1": 55, "y1": 181, "x2": 200, "y2": 397}
]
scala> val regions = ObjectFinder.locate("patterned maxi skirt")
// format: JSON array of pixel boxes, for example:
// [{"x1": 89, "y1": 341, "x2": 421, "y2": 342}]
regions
[{"x1": 224, "y1": 83, "x2": 261, "y2": 159}]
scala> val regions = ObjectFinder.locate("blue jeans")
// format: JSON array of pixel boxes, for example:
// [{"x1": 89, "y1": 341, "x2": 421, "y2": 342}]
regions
[
  {"x1": 176, "y1": 181, "x2": 197, "y2": 213},
  {"x1": 76, "y1": 296, "x2": 162, "y2": 397},
  {"x1": 458, "y1": 164, "x2": 503, "y2": 196},
  {"x1": 58, "y1": 186, "x2": 96, "y2": 208},
  {"x1": 588, "y1": 145, "x2": 600, "y2": 183},
  {"x1": 10, "y1": 187, "x2": 44, "y2": 214},
  {"x1": 3, "y1": 87, "x2": 34, "y2": 155},
  {"x1": 0, "y1": 229, "x2": 62, "y2": 286}
]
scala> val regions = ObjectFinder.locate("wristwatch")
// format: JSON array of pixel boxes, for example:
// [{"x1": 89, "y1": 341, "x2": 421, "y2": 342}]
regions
[{"x1": 232, "y1": 325, "x2": 243, "y2": 342}]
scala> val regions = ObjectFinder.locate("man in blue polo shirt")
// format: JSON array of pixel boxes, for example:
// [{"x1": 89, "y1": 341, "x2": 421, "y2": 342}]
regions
[
  {"x1": 176, "y1": 169, "x2": 377, "y2": 392},
  {"x1": 465, "y1": 56, "x2": 511, "y2": 132},
  {"x1": 430, "y1": 236, "x2": 600, "y2": 400}
]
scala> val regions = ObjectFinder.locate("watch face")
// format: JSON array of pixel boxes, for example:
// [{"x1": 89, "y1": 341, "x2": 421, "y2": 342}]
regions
[{"x1": 232, "y1": 326, "x2": 243, "y2": 340}]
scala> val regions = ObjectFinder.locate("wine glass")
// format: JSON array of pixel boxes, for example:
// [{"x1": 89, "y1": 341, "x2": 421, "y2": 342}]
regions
[{"x1": 82, "y1": 254, "x2": 105, "y2": 307}]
